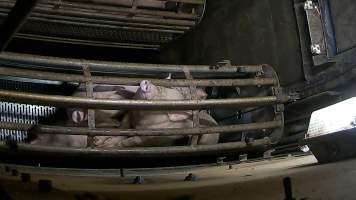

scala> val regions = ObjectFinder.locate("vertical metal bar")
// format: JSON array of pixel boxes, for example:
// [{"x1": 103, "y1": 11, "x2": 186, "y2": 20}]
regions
[
  {"x1": 83, "y1": 65, "x2": 95, "y2": 148},
  {"x1": 0, "y1": 0, "x2": 40, "y2": 52},
  {"x1": 183, "y1": 67, "x2": 200, "y2": 146}
]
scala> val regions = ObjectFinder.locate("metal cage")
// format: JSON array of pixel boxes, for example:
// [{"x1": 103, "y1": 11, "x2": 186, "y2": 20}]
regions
[{"x1": 0, "y1": 52, "x2": 287, "y2": 159}]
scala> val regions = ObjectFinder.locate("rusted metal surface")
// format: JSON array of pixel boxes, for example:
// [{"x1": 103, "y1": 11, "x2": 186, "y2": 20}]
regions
[
  {"x1": 0, "y1": 120, "x2": 283, "y2": 137},
  {"x1": 0, "y1": 90, "x2": 280, "y2": 110},
  {"x1": 0, "y1": 0, "x2": 39, "y2": 51},
  {"x1": 0, "y1": 138, "x2": 270, "y2": 157},
  {"x1": 0, "y1": 66, "x2": 277, "y2": 87}
]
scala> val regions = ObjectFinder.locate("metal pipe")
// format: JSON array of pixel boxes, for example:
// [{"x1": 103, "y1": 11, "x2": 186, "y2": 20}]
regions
[
  {"x1": 42, "y1": 0, "x2": 198, "y2": 20},
  {"x1": 14, "y1": 34, "x2": 160, "y2": 50},
  {"x1": 0, "y1": 1, "x2": 196, "y2": 27},
  {"x1": 0, "y1": 0, "x2": 39, "y2": 51},
  {"x1": 0, "y1": 138, "x2": 270, "y2": 157},
  {"x1": 0, "y1": 52, "x2": 265, "y2": 78},
  {"x1": 0, "y1": 120, "x2": 282, "y2": 137},
  {"x1": 0, "y1": 90, "x2": 279, "y2": 110},
  {"x1": 0, "y1": 66, "x2": 277, "y2": 87},
  {"x1": 0, "y1": 7, "x2": 191, "y2": 31}
]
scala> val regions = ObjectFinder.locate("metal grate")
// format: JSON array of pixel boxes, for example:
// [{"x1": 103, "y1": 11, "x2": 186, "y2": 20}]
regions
[{"x1": 0, "y1": 102, "x2": 56, "y2": 142}]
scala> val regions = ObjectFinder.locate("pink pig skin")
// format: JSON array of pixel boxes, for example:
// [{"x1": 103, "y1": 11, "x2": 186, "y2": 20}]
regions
[{"x1": 117, "y1": 80, "x2": 219, "y2": 147}]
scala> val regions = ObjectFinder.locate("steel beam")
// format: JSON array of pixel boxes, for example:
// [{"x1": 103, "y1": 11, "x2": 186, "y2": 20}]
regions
[{"x1": 0, "y1": 0, "x2": 39, "y2": 52}]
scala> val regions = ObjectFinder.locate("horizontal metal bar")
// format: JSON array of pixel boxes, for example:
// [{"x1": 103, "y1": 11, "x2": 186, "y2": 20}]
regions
[
  {"x1": 0, "y1": 120, "x2": 282, "y2": 136},
  {"x1": 0, "y1": 52, "x2": 265, "y2": 77},
  {"x1": 0, "y1": 138, "x2": 270, "y2": 157},
  {"x1": 0, "y1": 66, "x2": 277, "y2": 87},
  {"x1": 66, "y1": 0, "x2": 205, "y2": 7},
  {"x1": 0, "y1": 7, "x2": 191, "y2": 31},
  {"x1": 0, "y1": 1, "x2": 196, "y2": 27},
  {"x1": 15, "y1": 34, "x2": 160, "y2": 50},
  {"x1": 42, "y1": 0, "x2": 198, "y2": 20},
  {"x1": 0, "y1": 90, "x2": 279, "y2": 110}
]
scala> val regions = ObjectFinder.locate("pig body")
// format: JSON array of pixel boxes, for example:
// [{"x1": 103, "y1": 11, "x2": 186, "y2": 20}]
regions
[
  {"x1": 117, "y1": 80, "x2": 219, "y2": 147},
  {"x1": 68, "y1": 84, "x2": 138, "y2": 126},
  {"x1": 32, "y1": 84, "x2": 138, "y2": 148}
]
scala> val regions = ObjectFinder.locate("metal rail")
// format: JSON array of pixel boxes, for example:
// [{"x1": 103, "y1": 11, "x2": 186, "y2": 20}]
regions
[
  {"x1": 0, "y1": 121, "x2": 283, "y2": 136},
  {"x1": 0, "y1": 66, "x2": 277, "y2": 87},
  {"x1": 0, "y1": 52, "x2": 265, "y2": 77},
  {"x1": 0, "y1": 0, "x2": 39, "y2": 51},
  {"x1": 0, "y1": 90, "x2": 280, "y2": 110},
  {"x1": 0, "y1": 138, "x2": 270, "y2": 157}
]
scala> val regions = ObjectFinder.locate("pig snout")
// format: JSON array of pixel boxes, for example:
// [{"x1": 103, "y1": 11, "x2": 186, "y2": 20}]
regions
[
  {"x1": 137, "y1": 80, "x2": 156, "y2": 100},
  {"x1": 72, "y1": 109, "x2": 88, "y2": 123}
]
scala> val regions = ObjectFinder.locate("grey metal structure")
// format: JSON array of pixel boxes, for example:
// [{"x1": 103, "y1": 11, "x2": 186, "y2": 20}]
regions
[
  {"x1": 0, "y1": 0, "x2": 206, "y2": 50},
  {"x1": 0, "y1": 52, "x2": 285, "y2": 159}
]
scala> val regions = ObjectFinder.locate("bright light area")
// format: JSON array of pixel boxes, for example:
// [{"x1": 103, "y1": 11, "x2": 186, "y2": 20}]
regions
[{"x1": 307, "y1": 97, "x2": 356, "y2": 138}]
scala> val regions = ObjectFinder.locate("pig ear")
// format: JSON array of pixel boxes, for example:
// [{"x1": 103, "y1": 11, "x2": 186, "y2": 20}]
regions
[
  {"x1": 197, "y1": 89, "x2": 207, "y2": 99},
  {"x1": 168, "y1": 111, "x2": 192, "y2": 122}
]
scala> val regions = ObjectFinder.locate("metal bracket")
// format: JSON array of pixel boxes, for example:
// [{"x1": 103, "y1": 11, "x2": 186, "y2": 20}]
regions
[{"x1": 303, "y1": 0, "x2": 328, "y2": 66}]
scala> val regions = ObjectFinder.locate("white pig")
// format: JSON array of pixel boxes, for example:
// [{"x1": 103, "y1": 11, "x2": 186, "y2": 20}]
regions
[
  {"x1": 116, "y1": 80, "x2": 219, "y2": 147},
  {"x1": 31, "y1": 84, "x2": 138, "y2": 148}
]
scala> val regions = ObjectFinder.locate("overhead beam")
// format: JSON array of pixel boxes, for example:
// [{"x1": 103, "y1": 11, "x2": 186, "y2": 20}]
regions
[{"x1": 0, "y1": 0, "x2": 39, "y2": 52}]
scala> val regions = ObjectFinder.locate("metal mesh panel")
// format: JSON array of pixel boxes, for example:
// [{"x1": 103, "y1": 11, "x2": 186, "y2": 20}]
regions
[
  {"x1": 21, "y1": 20, "x2": 173, "y2": 44},
  {"x1": 0, "y1": 78, "x2": 64, "y2": 142}
]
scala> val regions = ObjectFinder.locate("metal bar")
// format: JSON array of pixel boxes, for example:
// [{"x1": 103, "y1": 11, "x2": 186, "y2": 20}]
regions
[
  {"x1": 0, "y1": 6, "x2": 191, "y2": 31},
  {"x1": 0, "y1": 0, "x2": 39, "y2": 51},
  {"x1": 0, "y1": 121, "x2": 282, "y2": 136},
  {"x1": 41, "y1": 121, "x2": 282, "y2": 137},
  {"x1": 83, "y1": 65, "x2": 95, "y2": 148},
  {"x1": 14, "y1": 34, "x2": 160, "y2": 50},
  {"x1": 183, "y1": 67, "x2": 199, "y2": 145},
  {"x1": 32, "y1": 4, "x2": 196, "y2": 27},
  {"x1": 0, "y1": 90, "x2": 280, "y2": 110},
  {"x1": 41, "y1": 0, "x2": 198, "y2": 20},
  {"x1": 0, "y1": 138, "x2": 270, "y2": 157},
  {"x1": 0, "y1": 66, "x2": 276, "y2": 87},
  {"x1": 0, "y1": 52, "x2": 265, "y2": 77},
  {"x1": 66, "y1": 0, "x2": 205, "y2": 6}
]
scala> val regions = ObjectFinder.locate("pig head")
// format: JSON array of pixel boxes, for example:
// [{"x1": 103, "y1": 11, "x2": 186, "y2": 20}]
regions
[{"x1": 117, "y1": 80, "x2": 219, "y2": 147}]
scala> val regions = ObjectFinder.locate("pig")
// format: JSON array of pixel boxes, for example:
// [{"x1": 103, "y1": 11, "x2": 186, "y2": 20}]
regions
[
  {"x1": 68, "y1": 84, "x2": 138, "y2": 127},
  {"x1": 115, "y1": 80, "x2": 220, "y2": 147},
  {"x1": 31, "y1": 84, "x2": 138, "y2": 148}
]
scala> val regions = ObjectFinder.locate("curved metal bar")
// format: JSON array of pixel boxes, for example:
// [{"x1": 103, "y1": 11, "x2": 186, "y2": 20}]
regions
[
  {"x1": 0, "y1": 138, "x2": 270, "y2": 157},
  {"x1": 0, "y1": 89, "x2": 279, "y2": 110},
  {"x1": 0, "y1": 121, "x2": 283, "y2": 136}
]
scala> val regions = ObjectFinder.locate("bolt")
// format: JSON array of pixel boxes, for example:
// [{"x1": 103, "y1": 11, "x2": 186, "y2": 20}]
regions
[
  {"x1": 239, "y1": 154, "x2": 248, "y2": 162},
  {"x1": 351, "y1": 118, "x2": 356, "y2": 127},
  {"x1": 216, "y1": 157, "x2": 226, "y2": 165},
  {"x1": 21, "y1": 173, "x2": 31, "y2": 183},
  {"x1": 38, "y1": 180, "x2": 52, "y2": 193},
  {"x1": 304, "y1": 0, "x2": 314, "y2": 10},
  {"x1": 11, "y1": 169, "x2": 18, "y2": 176},
  {"x1": 133, "y1": 176, "x2": 144, "y2": 184},
  {"x1": 311, "y1": 44, "x2": 321, "y2": 55},
  {"x1": 184, "y1": 173, "x2": 197, "y2": 181}
]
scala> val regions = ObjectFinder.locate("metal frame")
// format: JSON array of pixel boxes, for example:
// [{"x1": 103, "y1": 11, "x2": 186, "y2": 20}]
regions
[
  {"x1": 0, "y1": 0, "x2": 207, "y2": 49},
  {"x1": 0, "y1": 53, "x2": 285, "y2": 158}
]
